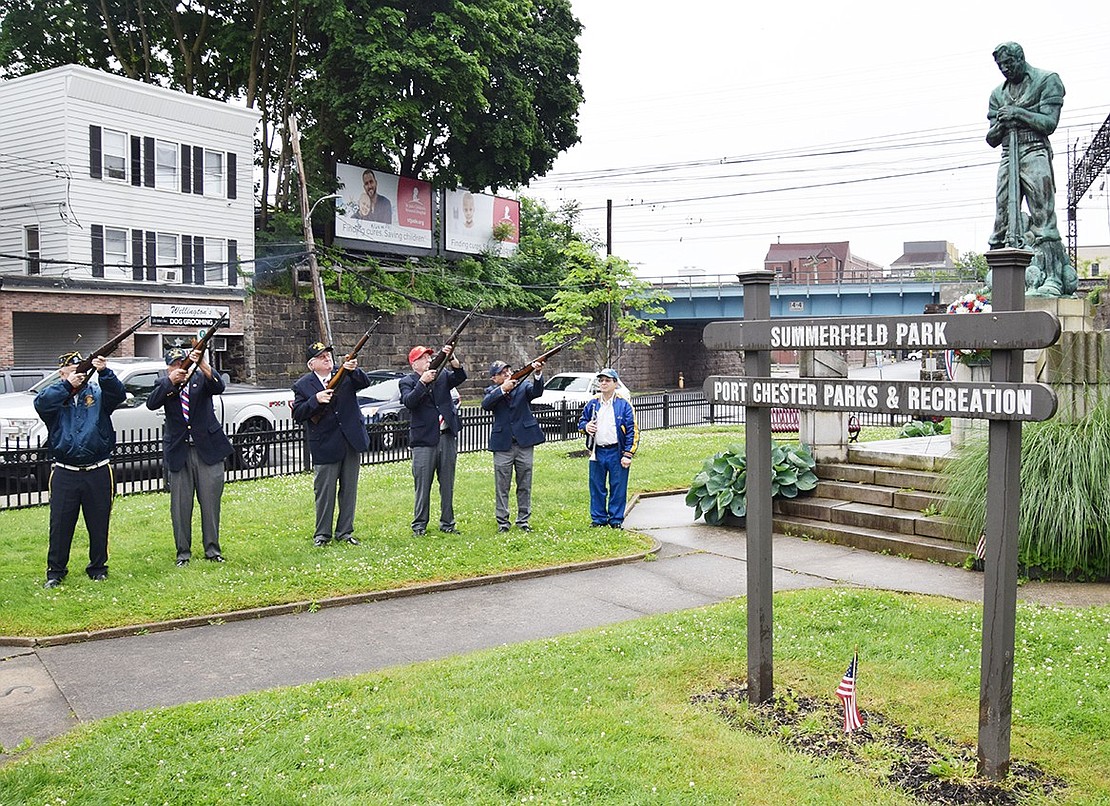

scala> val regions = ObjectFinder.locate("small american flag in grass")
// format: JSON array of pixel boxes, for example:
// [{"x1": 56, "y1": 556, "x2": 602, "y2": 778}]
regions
[{"x1": 836, "y1": 651, "x2": 864, "y2": 733}]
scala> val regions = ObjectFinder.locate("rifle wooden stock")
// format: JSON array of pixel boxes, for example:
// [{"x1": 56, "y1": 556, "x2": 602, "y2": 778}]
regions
[
  {"x1": 67, "y1": 315, "x2": 150, "y2": 397},
  {"x1": 427, "y1": 302, "x2": 481, "y2": 374},
  {"x1": 170, "y1": 314, "x2": 229, "y2": 393},
  {"x1": 309, "y1": 317, "x2": 382, "y2": 424},
  {"x1": 509, "y1": 337, "x2": 579, "y2": 382}
]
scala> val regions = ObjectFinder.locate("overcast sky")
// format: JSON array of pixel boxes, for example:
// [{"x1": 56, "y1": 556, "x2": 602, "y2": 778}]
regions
[{"x1": 524, "y1": 0, "x2": 1110, "y2": 278}]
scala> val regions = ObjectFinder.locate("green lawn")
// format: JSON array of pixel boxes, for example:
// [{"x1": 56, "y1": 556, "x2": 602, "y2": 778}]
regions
[
  {"x1": 2, "y1": 589, "x2": 1107, "y2": 804},
  {"x1": 1, "y1": 427, "x2": 758, "y2": 637}
]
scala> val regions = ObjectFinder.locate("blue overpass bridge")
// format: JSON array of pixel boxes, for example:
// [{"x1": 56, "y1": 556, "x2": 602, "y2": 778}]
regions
[{"x1": 648, "y1": 275, "x2": 944, "y2": 321}]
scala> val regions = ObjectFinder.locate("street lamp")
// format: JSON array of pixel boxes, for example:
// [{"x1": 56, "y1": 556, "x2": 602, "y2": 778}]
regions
[{"x1": 301, "y1": 192, "x2": 342, "y2": 347}]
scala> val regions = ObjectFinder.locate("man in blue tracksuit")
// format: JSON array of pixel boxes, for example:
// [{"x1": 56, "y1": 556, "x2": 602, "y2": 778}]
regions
[
  {"x1": 577, "y1": 368, "x2": 639, "y2": 528},
  {"x1": 481, "y1": 358, "x2": 546, "y2": 532},
  {"x1": 34, "y1": 352, "x2": 126, "y2": 588}
]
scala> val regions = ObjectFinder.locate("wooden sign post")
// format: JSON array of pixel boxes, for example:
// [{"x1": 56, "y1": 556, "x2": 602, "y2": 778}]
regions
[{"x1": 704, "y1": 248, "x2": 1050, "y2": 779}]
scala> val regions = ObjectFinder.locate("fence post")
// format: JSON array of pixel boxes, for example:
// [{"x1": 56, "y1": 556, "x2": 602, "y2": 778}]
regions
[{"x1": 662, "y1": 392, "x2": 670, "y2": 429}]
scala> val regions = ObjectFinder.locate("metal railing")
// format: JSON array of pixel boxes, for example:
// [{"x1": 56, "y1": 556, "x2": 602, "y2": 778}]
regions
[{"x1": 1, "y1": 392, "x2": 915, "y2": 510}]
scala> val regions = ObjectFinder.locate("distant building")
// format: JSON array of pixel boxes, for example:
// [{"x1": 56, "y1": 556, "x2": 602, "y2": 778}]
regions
[
  {"x1": 763, "y1": 241, "x2": 884, "y2": 284},
  {"x1": 0, "y1": 65, "x2": 259, "y2": 373},
  {"x1": 888, "y1": 240, "x2": 959, "y2": 281}
]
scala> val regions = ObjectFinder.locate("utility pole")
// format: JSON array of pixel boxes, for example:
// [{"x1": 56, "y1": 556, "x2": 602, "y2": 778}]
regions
[
  {"x1": 288, "y1": 115, "x2": 333, "y2": 346},
  {"x1": 605, "y1": 199, "x2": 613, "y2": 368}
]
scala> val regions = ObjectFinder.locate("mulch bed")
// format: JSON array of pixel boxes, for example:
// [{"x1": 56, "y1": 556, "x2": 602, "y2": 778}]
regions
[{"x1": 691, "y1": 683, "x2": 1065, "y2": 805}]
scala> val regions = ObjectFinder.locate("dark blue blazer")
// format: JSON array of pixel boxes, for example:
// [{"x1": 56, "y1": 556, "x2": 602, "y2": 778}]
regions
[
  {"x1": 400, "y1": 366, "x2": 467, "y2": 448},
  {"x1": 292, "y1": 368, "x2": 371, "y2": 464},
  {"x1": 481, "y1": 376, "x2": 546, "y2": 452},
  {"x1": 147, "y1": 370, "x2": 234, "y2": 471}
]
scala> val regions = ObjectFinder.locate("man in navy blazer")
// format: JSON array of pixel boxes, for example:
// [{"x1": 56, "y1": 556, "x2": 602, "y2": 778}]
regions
[
  {"x1": 292, "y1": 341, "x2": 371, "y2": 547},
  {"x1": 147, "y1": 347, "x2": 235, "y2": 565},
  {"x1": 400, "y1": 344, "x2": 467, "y2": 536},
  {"x1": 481, "y1": 359, "x2": 546, "y2": 532}
]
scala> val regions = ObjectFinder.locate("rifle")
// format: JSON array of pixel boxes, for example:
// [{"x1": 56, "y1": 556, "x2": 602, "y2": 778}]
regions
[
  {"x1": 509, "y1": 337, "x2": 579, "y2": 382},
  {"x1": 310, "y1": 317, "x2": 382, "y2": 423},
  {"x1": 170, "y1": 314, "x2": 229, "y2": 394},
  {"x1": 427, "y1": 302, "x2": 482, "y2": 376},
  {"x1": 66, "y1": 315, "x2": 150, "y2": 397}
]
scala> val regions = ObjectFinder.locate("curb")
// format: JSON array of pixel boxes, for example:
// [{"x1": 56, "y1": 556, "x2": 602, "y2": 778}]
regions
[{"x1": 0, "y1": 539, "x2": 662, "y2": 649}]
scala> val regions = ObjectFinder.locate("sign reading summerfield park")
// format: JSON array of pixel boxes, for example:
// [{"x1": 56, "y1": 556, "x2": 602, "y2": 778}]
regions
[{"x1": 703, "y1": 311, "x2": 1061, "y2": 423}]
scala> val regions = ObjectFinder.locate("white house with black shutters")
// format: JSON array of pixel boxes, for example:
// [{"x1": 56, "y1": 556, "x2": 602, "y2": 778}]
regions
[{"x1": 0, "y1": 64, "x2": 260, "y2": 372}]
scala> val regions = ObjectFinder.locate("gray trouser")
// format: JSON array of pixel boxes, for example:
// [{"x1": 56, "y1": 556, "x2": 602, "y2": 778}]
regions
[
  {"x1": 314, "y1": 444, "x2": 361, "y2": 542},
  {"x1": 493, "y1": 444, "x2": 534, "y2": 527},
  {"x1": 411, "y1": 434, "x2": 457, "y2": 531},
  {"x1": 168, "y1": 447, "x2": 226, "y2": 560}
]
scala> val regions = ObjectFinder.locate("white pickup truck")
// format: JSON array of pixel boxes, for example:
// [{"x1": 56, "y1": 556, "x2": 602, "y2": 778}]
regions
[{"x1": 0, "y1": 357, "x2": 295, "y2": 485}]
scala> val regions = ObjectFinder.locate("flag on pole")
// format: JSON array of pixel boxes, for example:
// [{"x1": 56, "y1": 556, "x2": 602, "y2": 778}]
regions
[
  {"x1": 975, "y1": 530, "x2": 986, "y2": 561},
  {"x1": 836, "y1": 651, "x2": 864, "y2": 733}
]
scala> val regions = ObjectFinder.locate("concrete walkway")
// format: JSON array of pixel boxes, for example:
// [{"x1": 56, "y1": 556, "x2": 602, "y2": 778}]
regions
[{"x1": 3, "y1": 490, "x2": 1108, "y2": 759}]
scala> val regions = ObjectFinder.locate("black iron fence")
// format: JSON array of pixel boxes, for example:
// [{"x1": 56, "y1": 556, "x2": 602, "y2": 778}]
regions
[{"x1": 1, "y1": 391, "x2": 915, "y2": 510}]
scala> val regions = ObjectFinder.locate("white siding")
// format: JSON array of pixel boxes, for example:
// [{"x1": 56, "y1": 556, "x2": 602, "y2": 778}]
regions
[
  {"x1": 0, "y1": 65, "x2": 259, "y2": 286},
  {"x1": 0, "y1": 71, "x2": 71, "y2": 276}
]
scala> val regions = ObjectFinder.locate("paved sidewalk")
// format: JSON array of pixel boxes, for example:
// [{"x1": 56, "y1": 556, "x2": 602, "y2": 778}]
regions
[{"x1": 3, "y1": 491, "x2": 1108, "y2": 759}]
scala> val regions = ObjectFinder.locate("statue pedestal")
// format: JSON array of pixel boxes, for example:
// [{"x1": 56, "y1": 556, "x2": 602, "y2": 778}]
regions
[{"x1": 1023, "y1": 297, "x2": 1108, "y2": 421}]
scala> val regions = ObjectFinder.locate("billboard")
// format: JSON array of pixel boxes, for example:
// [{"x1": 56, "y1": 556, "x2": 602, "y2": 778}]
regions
[
  {"x1": 444, "y1": 189, "x2": 520, "y2": 256},
  {"x1": 335, "y1": 163, "x2": 433, "y2": 250}
]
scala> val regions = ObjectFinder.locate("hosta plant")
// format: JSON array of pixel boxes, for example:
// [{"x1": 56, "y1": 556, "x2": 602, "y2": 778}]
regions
[{"x1": 686, "y1": 441, "x2": 817, "y2": 526}]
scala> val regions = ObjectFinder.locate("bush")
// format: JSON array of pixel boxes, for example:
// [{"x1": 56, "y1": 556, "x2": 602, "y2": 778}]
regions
[
  {"x1": 686, "y1": 441, "x2": 817, "y2": 525},
  {"x1": 899, "y1": 419, "x2": 949, "y2": 438},
  {"x1": 943, "y1": 404, "x2": 1110, "y2": 579}
]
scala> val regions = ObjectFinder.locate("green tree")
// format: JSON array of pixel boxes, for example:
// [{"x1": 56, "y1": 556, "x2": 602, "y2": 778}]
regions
[
  {"x1": 541, "y1": 242, "x2": 672, "y2": 367},
  {"x1": 917, "y1": 251, "x2": 989, "y2": 284},
  {"x1": 299, "y1": 0, "x2": 582, "y2": 192}
]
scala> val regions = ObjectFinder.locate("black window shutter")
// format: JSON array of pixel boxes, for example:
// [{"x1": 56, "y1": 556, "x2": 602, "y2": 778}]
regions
[
  {"x1": 91, "y1": 225, "x2": 105, "y2": 277},
  {"x1": 227, "y1": 153, "x2": 237, "y2": 199},
  {"x1": 193, "y1": 236, "x2": 205, "y2": 284},
  {"x1": 132, "y1": 229, "x2": 144, "y2": 281},
  {"x1": 130, "y1": 136, "x2": 142, "y2": 186},
  {"x1": 89, "y1": 125, "x2": 102, "y2": 179},
  {"x1": 180, "y1": 144, "x2": 192, "y2": 193},
  {"x1": 192, "y1": 146, "x2": 204, "y2": 195},
  {"x1": 227, "y1": 239, "x2": 238, "y2": 286},
  {"x1": 181, "y1": 235, "x2": 192, "y2": 284},
  {"x1": 145, "y1": 232, "x2": 157, "y2": 281},
  {"x1": 143, "y1": 136, "x2": 155, "y2": 187}
]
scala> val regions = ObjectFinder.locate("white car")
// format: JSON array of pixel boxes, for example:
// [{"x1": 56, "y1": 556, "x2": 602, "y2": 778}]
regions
[{"x1": 531, "y1": 372, "x2": 632, "y2": 430}]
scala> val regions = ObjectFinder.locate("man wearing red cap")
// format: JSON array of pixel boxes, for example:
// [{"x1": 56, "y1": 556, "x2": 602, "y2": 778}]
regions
[{"x1": 400, "y1": 343, "x2": 466, "y2": 536}]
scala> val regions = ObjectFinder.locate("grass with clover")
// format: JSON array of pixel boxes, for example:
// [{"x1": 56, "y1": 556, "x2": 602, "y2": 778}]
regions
[
  {"x1": 1, "y1": 589, "x2": 1108, "y2": 804},
  {"x1": 0, "y1": 426, "x2": 775, "y2": 636}
]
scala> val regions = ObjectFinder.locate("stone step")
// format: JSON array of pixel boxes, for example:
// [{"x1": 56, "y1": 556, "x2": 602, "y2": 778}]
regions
[
  {"x1": 847, "y1": 443, "x2": 951, "y2": 473},
  {"x1": 815, "y1": 462, "x2": 948, "y2": 493},
  {"x1": 814, "y1": 480, "x2": 946, "y2": 513},
  {"x1": 772, "y1": 513, "x2": 972, "y2": 565}
]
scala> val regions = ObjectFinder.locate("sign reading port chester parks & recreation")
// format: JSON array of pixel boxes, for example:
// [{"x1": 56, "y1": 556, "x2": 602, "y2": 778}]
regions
[{"x1": 703, "y1": 311, "x2": 1061, "y2": 422}]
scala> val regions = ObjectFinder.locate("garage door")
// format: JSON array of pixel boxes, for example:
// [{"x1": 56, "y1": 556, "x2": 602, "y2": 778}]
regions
[{"x1": 12, "y1": 312, "x2": 111, "y2": 367}]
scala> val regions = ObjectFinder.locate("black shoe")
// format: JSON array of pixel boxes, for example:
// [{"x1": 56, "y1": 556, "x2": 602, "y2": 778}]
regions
[
  {"x1": 313, "y1": 536, "x2": 331, "y2": 547},
  {"x1": 336, "y1": 536, "x2": 360, "y2": 546},
  {"x1": 439, "y1": 525, "x2": 461, "y2": 535},
  {"x1": 590, "y1": 522, "x2": 607, "y2": 528},
  {"x1": 498, "y1": 525, "x2": 511, "y2": 533},
  {"x1": 176, "y1": 558, "x2": 190, "y2": 567},
  {"x1": 91, "y1": 573, "x2": 108, "y2": 581},
  {"x1": 609, "y1": 523, "x2": 624, "y2": 529},
  {"x1": 412, "y1": 529, "x2": 426, "y2": 537},
  {"x1": 205, "y1": 555, "x2": 226, "y2": 563},
  {"x1": 44, "y1": 578, "x2": 61, "y2": 589},
  {"x1": 518, "y1": 524, "x2": 532, "y2": 532}
]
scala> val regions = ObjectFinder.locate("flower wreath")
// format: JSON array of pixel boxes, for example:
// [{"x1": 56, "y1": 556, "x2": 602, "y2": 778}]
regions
[{"x1": 945, "y1": 292, "x2": 992, "y2": 371}]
